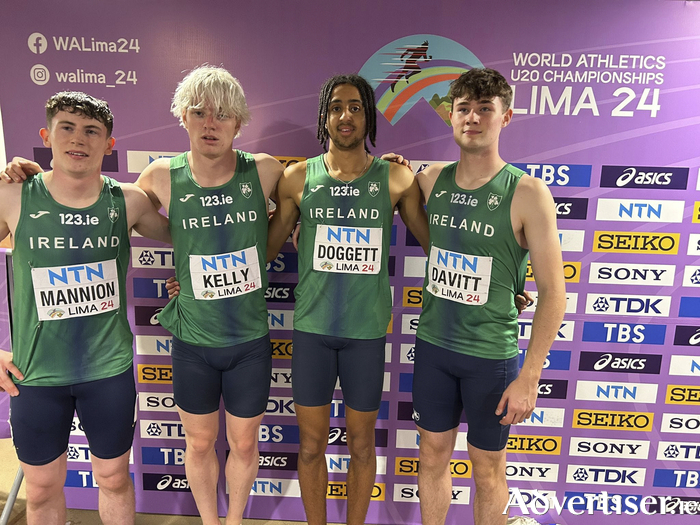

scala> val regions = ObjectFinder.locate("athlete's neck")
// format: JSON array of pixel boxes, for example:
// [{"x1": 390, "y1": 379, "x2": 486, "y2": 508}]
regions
[
  {"x1": 187, "y1": 148, "x2": 238, "y2": 187},
  {"x1": 455, "y1": 147, "x2": 507, "y2": 190},
  {"x1": 325, "y1": 146, "x2": 373, "y2": 182},
  {"x1": 43, "y1": 170, "x2": 104, "y2": 208}
]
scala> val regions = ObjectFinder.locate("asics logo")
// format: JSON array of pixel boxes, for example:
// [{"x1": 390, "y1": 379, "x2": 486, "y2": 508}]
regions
[
  {"x1": 179, "y1": 194, "x2": 195, "y2": 202},
  {"x1": 29, "y1": 211, "x2": 50, "y2": 219}
]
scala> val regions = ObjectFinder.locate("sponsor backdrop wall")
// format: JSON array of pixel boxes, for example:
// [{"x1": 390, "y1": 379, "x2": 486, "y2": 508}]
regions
[{"x1": 1, "y1": 1, "x2": 699, "y2": 523}]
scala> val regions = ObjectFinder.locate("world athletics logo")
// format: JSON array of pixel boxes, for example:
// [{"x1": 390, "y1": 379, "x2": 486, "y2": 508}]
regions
[{"x1": 359, "y1": 34, "x2": 483, "y2": 126}]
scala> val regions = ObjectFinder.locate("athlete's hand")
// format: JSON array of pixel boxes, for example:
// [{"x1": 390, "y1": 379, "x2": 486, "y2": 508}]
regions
[
  {"x1": 380, "y1": 152, "x2": 411, "y2": 170},
  {"x1": 165, "y1": 276, "x2": 180, "y2": 300},
  {"x1": 0, "y1": 351, "x2": 23, "y2": 396},
  {"x1": 1, "y1": 157, "x2": 41, "y2": 183},
  {"x1": 515, "y1": 290, "x2": 535, "y2": 316},
  {"x1": 292, "y1": 224, "x2": 300, "y2": 251},
  {"x1": 495, "y1": 375, "x2": 537, "y2": 425}
]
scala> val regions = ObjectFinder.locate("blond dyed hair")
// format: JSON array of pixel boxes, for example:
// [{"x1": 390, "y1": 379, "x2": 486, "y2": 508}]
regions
[{"x1": 171, "y1": 65, "x2": 251, "y2": 137}]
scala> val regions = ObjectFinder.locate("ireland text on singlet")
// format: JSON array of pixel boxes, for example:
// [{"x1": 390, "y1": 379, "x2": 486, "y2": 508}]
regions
[
  {"x1": 417, "y1": 163, "x2": 529, "y2": 359},
  {"x1": 294, "y1": 155, "x2": 393, "y2": 339},
  {"x1": 12, "y1": 174, "x2": 132, "y2": 385},
  {"x1": 158, "y1": 151, "x2": 269, "y2": 346}
]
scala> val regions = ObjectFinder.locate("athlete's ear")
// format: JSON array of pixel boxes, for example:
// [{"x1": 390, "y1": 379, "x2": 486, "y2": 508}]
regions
[
  {"x1": 39, "y1": 127, "x2": 51, "y2": 147},
  {"x1": 104, "y1": 137, "x2": 116, "y2": 155},
  {"x1": 501, "y1": 108, "x2": 513, "y2": 128}
]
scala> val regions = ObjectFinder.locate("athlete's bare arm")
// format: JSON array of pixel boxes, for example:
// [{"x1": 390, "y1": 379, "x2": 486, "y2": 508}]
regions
[
  {"x1": 122, "y1": 183, "x2": 171, "y2": 244},
  {"x1": 389, "y1": 162, "x2": 429, "y2": 254},
  {"x1": 252, "y1": 153, "x2": 284, "y2": 201},
  {"x1": 415, "y1": 162, "x2": 448, "y2": 206},
  {"x1": 267, "y1": 161, "x2": 304, "y2": 263},
  {"x1": 0, "y1": 183, "x2": 29, "y2": 394},
  {"x1": 134, "y1": 158, "x2": 171, "y2": 212},
  {"x1": 496, "y1": 175, "x2": 566, "y2": 425}
]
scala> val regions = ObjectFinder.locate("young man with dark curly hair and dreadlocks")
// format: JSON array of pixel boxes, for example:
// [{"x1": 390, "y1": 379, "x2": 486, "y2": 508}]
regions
[
  {"x1": 412, "y1": 68, "x2": 566, "y2": 525},
  {"x1": 0, "y1": 91, "x2": 170, "y2": 525},
  {"x1": 267, "y1": 74, "x2": 429, "y2": 525}
]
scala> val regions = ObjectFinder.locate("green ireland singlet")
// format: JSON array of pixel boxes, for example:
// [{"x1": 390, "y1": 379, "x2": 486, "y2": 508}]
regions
[
  {"x1": 12, "y1": 174, "x2": 132, "y2": 386},
  {"x1": 416, "y1": 163, "x2": 529, "y2": 359},
  {"x1": 158, "y1": 151, "x2": 269, "y2": 346},
  {"x1": 294, "y1": 155, "x2": 393, "y2": 339}
]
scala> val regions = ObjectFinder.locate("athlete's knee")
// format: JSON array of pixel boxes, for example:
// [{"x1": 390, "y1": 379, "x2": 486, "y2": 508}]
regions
[
  {"x1": 25, "y1": 477, "x2": 64, "y2": 506},
  {"x1": 185, "y1": 432, "x2": 217, "y2": 456},
  {"x1": 298, "y1": 435, "x2": 327, "y2": 463},
  {"x1": 470, "y1": 452, "x2": 507, "y2": 490},
  {"x1": 228, "y1": 435, "x2": 259, "y2": 462},
  {"x1": 418, "y1": 430, "x2": 455, "y2": 469},
  {"x1": 346, "y1": 431, "x2": 375, "y2": 463},
  {"x1": 93, "y1": 467, "x2": 132, "y2": 494}
]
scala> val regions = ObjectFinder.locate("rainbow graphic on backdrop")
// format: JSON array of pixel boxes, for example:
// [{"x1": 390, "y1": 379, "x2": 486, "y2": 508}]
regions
[{"x1": 359, "y1": 34, "x2": 484, "y2": 126}]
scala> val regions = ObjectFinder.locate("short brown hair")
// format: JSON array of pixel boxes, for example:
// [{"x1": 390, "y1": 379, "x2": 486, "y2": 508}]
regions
[
  {"x1": 46, "y1": 92, "x2": 114, "y2": 135},
  {"x1": 449, "y1": 68, "x2": 512, "y2": 111}
]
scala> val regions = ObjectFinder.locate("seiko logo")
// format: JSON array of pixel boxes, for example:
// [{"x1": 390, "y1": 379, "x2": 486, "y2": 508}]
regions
[{"x1": 574, "y1": 410, "x2": 653, "y2": 431}]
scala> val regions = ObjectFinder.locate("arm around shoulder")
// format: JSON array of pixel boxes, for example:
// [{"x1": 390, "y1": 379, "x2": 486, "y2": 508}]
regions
[
  {"x1": 122, "y1": 183, "x2": 171, "y2": 245},
  {"x1": 392, "y1": 163, "x2": 429, "y2": 253},
  {"x1": 135, "y1": 158, "x2": 170, "y2": 211},
  {"x1": 252, "y1": 153, "x2": 284, "y2": 201},
  {"x1": 266, "y1": 162, "x2": 304, "y2": 262}
]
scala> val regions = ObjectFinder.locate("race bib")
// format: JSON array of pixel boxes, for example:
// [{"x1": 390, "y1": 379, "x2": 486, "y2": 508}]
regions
[
  {"x1": 427, "y1": 246, "x2": 492, "y2": 305},
  {"x1": 32, "y1": 259, "x2": 120, "y2": 320},
  {"x1": 313, "y1": 224, "x2": 382, "y2": 274},
  {"x1": 189, "y1": 246, "x2": 261, "y2": 300}
]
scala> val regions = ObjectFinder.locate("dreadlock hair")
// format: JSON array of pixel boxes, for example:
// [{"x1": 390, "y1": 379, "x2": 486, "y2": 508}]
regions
[
  {"x1": 316, "y1": 74, "x2": 377, "y2": 153},
  {"x1": 46, "y1": 91, "x2": 114, "y2": 135}
]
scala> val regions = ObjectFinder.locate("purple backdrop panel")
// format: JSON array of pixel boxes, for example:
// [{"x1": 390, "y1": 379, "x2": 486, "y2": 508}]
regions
[{"x1": 0, "y1": 1, "x2": 699, "y2": 524}]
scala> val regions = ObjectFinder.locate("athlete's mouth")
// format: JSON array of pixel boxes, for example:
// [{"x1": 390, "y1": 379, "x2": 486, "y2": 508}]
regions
[{"x1": 67, "y1": 151, "x2": 88, "y2": 157}]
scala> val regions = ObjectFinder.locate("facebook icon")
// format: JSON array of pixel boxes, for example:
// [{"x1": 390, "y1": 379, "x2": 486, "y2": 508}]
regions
[{"x1": 28, "y1": 32, "x2": 47, "y2": 54}]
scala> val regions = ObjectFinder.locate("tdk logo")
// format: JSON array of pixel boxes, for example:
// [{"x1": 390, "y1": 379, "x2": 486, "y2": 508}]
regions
[
  {"x1": 567, "y1": 465, "x2": 644, "y2": 486},
  {"x1": 581, "y1": 322, "x2": 666, "y2": 346},
  {"x1": 266, "y1": 396, "x2": 296, "y2": 415},
  {"x1": 513, "y1": 163, "x2": 591, "y2": 187},
  {"x1": 578, "y1": 351, "x2": 662, "y2": 374},
  {"x1": 132, "y1": 247, "x2": 174, "y2": 268},
  {"x1": 139, "y1": 420, "x2": 186, "y2": 439},
  {"x1": 657, "y1": 442, "x2": 700, "y2": 462},
  {"x1": 600, "y1": 166, "x2": 689, "y2": 190},
  {"x1": 585, "y1": 294, "x2": 670, "y2": 317}
]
